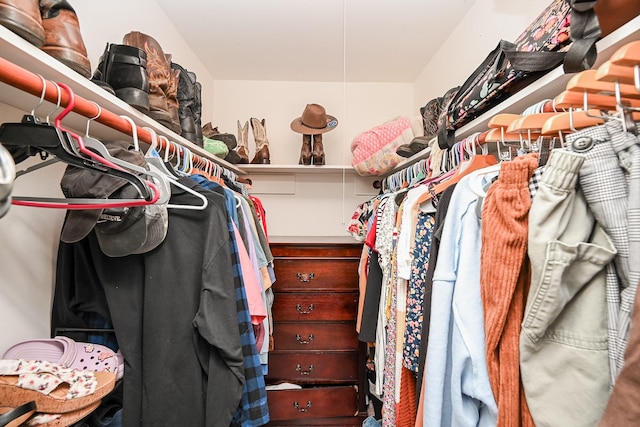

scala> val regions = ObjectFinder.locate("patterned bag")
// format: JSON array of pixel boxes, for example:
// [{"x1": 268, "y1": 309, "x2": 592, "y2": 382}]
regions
[{"x1": 437, "y1": 0, "x2": 602, "y2": 149}]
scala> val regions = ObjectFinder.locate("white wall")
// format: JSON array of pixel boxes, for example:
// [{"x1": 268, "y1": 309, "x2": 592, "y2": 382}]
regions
[
  {"x1": 0, "y1": 0, "x2": 214, "y2": 352},
  {"x1": 0, "y1": 103, "x2": 67, "y2": 351},
  {"x1": 211, "y1": 79, "x2": 413, "y2": 237},
  {"x1": 73, "y1": 0, "x2": 215, "y2": 124},
  {"x1": 212, "y1": 80, "x2": 415, "y2": 165},
  {"x1": 413, "y1": 0, "x2": 552, "y2": 111}
]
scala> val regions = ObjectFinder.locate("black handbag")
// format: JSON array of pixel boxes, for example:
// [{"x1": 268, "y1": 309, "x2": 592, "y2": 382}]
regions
[{"x1": 437, "y1": 0, "x2": 603, "y2": 149}]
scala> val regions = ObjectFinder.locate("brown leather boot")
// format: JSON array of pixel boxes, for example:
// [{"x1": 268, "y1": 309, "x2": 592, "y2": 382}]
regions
[
  {"x1": 165, "y1": 55, "x2": 182, "y2": 135},
  {"x1": 236, "y1": 120, "x2": 250, "y2": 164},
  {"x1": 0, "y1": 0, "x2": 44, "y2": 46},
  {"x1": 250, "y1": 118, "x2": 270, "y2": 164},
  {"x1": 122, "y1": 31, "x2": 173, "y2": 130},
  {"x1": 39, "y1": 0, "x2": 90, "y2": 77},
  {"x1": 312, "y1": 133, "x2": 325, "y2": 165},
  {"x1": 202, "y1": 122, "x2": 218, "y2": 138},
  {"x1": 299, "y1": 134, "x2": 312, "y2": 165}
]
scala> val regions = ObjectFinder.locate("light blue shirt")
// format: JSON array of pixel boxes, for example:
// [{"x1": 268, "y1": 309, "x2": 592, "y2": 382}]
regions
[{"x1": 423, "y1": 170, "x2": 498, "y2": 427}]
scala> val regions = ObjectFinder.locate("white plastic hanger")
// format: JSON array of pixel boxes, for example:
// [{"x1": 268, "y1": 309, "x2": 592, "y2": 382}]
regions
[{"x1": 142, "y1": 127, "x2": 208, "y2": 210}]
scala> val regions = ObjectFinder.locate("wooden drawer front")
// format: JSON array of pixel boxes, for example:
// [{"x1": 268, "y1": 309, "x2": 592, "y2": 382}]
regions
[
  {"x1": 271, "y1": 243, "x2": 362, "y2": 258},
  {"x1": 272, "y1": 323, "x2": 358, "y2": 351},
  {"x1": 273, "y1": 258, "x2": 359, "y2": 291},
  {"x1": 267, "y1": 386, "x2": 358, "y2": 421},
  {"x1": 272, "y1": 293, "x2": 358, "y2": 321},
  {"x1": 267, "y1": 417, "x2": 366, "y2": 426},
  {"x1": 267, "y1": 353, "x2": 359, "y2": 383}
]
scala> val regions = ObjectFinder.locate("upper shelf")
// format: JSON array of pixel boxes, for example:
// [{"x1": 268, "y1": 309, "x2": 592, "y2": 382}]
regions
[
  {"x1": 242, "y1": 164, "x2": 360, "y2": 175},
  {"x1": 383, "y1": 14, "x2": 640, "y2": 177},
  {"x1": 0, "y1": 24, "x2": 244, "y2": 175}
]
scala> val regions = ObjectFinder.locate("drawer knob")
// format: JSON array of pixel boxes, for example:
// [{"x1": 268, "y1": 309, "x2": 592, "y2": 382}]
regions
[
  {"x1": 293, "y1": 400, "x2": 312, "y2": 412},
  {"x1": 295, "y1": 303, "x2": 314, "y2": 315},
  {"x1": 295, "y1": 333, "x2": 314, "y2": 344},
  {"x1": 295, "y1": 364, "x2": 314, "y2": 375},
  {"x1": 296, "y1": 272, "x2": 315, "y2": 282}
]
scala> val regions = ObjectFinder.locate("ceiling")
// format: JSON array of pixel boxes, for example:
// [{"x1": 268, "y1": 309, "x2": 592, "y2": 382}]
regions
[{"x1": 154, "y1": 0, "x2": 477, "y2": 83}]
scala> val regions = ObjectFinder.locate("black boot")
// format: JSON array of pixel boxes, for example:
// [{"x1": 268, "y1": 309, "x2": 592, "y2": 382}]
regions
[
  {"x1": 193, "y1": 81, "x2": 203, "y2": 146},
  {"x1": 91, "y1": 43, "x2": 149, "y2": 113},
  {"x1": 171, "y1": 62, "x2": 200, "y2": 145}
]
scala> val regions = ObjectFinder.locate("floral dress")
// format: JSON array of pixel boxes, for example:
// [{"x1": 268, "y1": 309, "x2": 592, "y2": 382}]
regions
[{"x1": 404, "y1": 212, "x2": 436, "y2": 372}]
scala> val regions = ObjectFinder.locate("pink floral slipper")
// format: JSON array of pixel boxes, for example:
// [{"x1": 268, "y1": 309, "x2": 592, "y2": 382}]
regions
[{"x1": 2, "y1": 336, "x2": 123, "y2": 380}]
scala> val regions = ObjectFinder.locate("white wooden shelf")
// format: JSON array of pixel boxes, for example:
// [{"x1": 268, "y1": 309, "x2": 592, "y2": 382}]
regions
[
  {"x1": 3, "y1": 13, "x2": 637, "y2": 180},
  {"x1": 382, "y1": 14, "x2": 640, "y2": 178},
  {"x1": 0, "y1": 24, "x2": 244, "y2": 175},
  {"x1": 0, "y1": 25, "x2": 362, "y2": 178},
  {"x1": 241, "y1": 164, "x2": 358, "y2": 175}
]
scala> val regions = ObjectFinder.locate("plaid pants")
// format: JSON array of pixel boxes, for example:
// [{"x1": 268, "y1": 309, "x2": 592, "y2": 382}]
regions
[{"x1": 566, "y1": 120, "x2": 640, "y2": 384}]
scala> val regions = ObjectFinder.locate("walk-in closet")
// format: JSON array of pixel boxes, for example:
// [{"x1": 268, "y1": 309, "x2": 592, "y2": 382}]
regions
[{"x1": 0, "y1": 0, "x2": 639, "y2": 426}]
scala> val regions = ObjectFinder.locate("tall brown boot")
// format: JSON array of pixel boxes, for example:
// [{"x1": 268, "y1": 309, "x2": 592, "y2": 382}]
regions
[
  {"x1": 312, "y1": 133, "x2": 325, "y2": 165},
  {"x1": 165, "y1": 55, "x2": 182, "y2": 135},
  {"x1": 40, "y1": 0, "x2": 90, "y2": 77},
  {"x1": 299, "y1": 134, "x2": 312, "y2": 165},
  {"x1": 0, "y1": 0, "x2": 44, "y2": 46},
  {"x1": 122, "y1": 31, "x2": 173, "y2": 130},
  {"x1": 250, "y1": 118, "x2": 270, "y2": 164},
  {"x1": 236, "y1": 120, "x2": 250, "y2": 164}
]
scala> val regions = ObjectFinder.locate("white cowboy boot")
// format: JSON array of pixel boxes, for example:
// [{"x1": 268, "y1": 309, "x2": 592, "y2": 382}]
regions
[
  {"x1": 236, "y1": 120, "x2": 250, "y2": 164},
  {"x1": 250, "y1": 118, "x2": 271, "y2": 164}
]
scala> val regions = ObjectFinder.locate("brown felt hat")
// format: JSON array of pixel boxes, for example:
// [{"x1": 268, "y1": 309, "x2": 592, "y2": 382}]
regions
[{"x1": 290, "y1": 103, "x2": 338, "y2": 135}]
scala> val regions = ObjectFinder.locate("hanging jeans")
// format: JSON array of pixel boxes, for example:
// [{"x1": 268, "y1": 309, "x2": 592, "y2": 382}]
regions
[{"x1": 521, "y1": 149, "x2": 616, "y2": 427}]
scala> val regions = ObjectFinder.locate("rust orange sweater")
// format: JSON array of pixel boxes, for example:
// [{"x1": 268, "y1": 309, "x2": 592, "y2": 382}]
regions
[{"x1": 480, "y1": 154, "x2": 537, "y2": 427}]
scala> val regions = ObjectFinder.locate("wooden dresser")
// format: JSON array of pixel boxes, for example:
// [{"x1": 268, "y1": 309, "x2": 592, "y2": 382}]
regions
[{"x1": 265, "y1": 243, "x2": 367, "y2": 426}]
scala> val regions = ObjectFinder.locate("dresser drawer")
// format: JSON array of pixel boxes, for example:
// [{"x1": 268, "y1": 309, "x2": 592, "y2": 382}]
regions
[
  {"x1": 273, "y1": 258, "x2": 359, "y2": 291},
  {"x1": 267, "y1": 417, "x2": 366, "y2": 427},
  {"x1": 271, "y1": 243, "x2": 363, "y2": 258},
  {"x1": 267, "y1": 386, "x2": 358, "y2": 421},
  {"x1": 267, "y1": 352, "x2": 359, "y2": 383},
  {"x1": 272, "y1": 293, "x2": 358, "y2": 321},
  {"x1": 272, "y1": 323, "x2": 358, "y2": 351}
]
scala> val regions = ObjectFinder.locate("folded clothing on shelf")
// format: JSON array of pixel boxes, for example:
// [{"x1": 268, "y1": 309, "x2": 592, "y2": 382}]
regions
[{"x1": 351, "y1": 116, "x2": 414, "y2": 176}]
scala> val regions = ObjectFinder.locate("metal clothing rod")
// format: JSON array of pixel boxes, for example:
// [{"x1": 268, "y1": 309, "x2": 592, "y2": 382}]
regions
[{"x1": 0, "y1": 55, "x2": 241, "y2": 175}]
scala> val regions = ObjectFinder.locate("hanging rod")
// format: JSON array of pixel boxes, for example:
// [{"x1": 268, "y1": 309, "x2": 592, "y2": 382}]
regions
[{"x1": 0, "y1": 55, "x2": 243, "y2": 175}]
